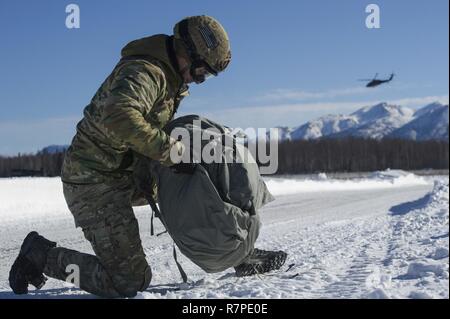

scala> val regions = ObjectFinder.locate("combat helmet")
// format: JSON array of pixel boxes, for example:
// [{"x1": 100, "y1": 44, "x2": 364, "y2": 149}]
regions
[{"x1": 174, "y1": 15, "x2": 231, "y2": 83}]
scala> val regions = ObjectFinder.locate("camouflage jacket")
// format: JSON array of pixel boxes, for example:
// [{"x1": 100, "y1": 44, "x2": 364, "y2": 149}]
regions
[{"x1": 61, "y1": 35, "x2": 189, "y2": 184}]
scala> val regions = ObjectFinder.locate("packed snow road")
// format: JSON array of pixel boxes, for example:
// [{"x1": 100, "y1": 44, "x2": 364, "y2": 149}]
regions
[{"x1": 0, "y1": 171, "x2": 448, "y2": 299}]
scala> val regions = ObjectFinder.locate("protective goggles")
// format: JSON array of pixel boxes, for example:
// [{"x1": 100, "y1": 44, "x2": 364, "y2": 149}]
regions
[{"x1": 190, "y1": 60, "x2": 217, "y2": 84}]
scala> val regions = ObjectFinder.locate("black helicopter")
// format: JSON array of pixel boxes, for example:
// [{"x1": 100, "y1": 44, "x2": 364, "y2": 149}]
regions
[{"x1": 359, "y1": 73, "x2": 395, "y2": 88}]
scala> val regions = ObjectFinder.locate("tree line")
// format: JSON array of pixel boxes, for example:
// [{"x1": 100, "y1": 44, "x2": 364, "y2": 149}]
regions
[
  {"x1": 268, "y1": 138, "x2": 449, "y2": 174},
  {"x1": 0, "y1": 151, "x2": 65, "y2": 177},
  {"x1": 0, "y1": 138, "x2": 448, "y2": 177}
]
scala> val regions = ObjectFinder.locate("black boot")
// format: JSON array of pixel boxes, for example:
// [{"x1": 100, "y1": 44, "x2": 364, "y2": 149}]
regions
[
  {"x1": 9, "y1": 231, "x2": 57, "y2": 294},
  {"x1": 235, "y1": 248, "x2": 288, "y2": 277}
]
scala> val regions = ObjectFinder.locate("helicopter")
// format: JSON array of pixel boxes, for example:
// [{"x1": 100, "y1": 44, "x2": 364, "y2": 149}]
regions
[{"x1": 359, "y1": 73, "x2": 395, "y2": 88}]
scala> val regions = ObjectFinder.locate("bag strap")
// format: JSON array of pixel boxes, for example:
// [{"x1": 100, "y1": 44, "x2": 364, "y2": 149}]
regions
[
  {"x1": 145, "y1": 193, "x2": 161, "y2": 236},
  {"x1": 172, "y1": 244, "x2": 188, "y2": 283},
  {"x1": 145, "y1": 193, "x2": 188, "y2": 283}
]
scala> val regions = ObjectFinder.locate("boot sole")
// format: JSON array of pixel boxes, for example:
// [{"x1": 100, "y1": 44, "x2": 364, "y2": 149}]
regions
[{"x1": 235, "y1": 252, "x2": 288, "y2": 277}]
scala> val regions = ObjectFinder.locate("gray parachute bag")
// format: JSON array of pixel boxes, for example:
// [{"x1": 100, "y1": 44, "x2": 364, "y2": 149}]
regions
[{"x1": 137, "y1": 115, "x2": 274, "y2": 273}]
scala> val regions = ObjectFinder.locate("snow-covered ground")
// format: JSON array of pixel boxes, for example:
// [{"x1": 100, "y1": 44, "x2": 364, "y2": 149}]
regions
[{"x1": 0, "y1": 170, "x2": 448, "y2": 299}]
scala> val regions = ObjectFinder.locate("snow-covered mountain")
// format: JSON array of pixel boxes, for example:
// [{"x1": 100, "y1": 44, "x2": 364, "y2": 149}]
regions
[
  {"x1": 290, "y1": 114, "x2": 359, "y2": 140},
  {"x1": 413, "y1": 102, "x2": 446, "y2": 118},
  {"x1": 329, "y1": 103, "x2": 415, "y2": 139},
  {"x1": 268, "y1": 102, "x2": 448, "y2": 141},
  {"x1": 266, "y1": 126, "x2": 294, "y2": 141},
  {"x1": 38, "y1": 144, "x2": 69, "y2": 154},
  {"x1": 389, "y1": 103, "x2": 449, "y2": 141}
]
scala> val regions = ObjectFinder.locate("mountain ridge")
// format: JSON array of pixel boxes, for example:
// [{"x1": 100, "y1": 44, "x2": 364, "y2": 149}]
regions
[{"x1": 267, "y1": 102, "x2": 448, "y2": 141}]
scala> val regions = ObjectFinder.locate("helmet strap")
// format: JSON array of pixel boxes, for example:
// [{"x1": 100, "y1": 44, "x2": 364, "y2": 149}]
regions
[
  {"x1": 189, "y1": 60, "x2": 206, "y2": 84},
  {"x1": 177, "y1": 19, "x2": 218, "y2": 82},
  {"x1": 178, "y1": 19, "x2": 197, "y2": 58}
]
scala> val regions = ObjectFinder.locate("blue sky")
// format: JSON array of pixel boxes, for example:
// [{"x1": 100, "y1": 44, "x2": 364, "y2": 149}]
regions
[{"x1": 0, "y1": 0, "x2": 448, "y2": 155}]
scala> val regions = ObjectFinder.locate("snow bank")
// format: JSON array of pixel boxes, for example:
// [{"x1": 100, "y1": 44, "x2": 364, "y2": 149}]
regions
[
  {"x1": 0, "y1": 171, "x2": 430, "y2": 222},
  {"x1": 404, "y1": 261, "x2": 447, "y2": 279},
  {"x1": 377, "y1": 180, "x2": 449, "y2": 298},
  {"x1": 389, "y1": 178, "x2": 449, "y2": 215},
  {"x1": 265, "y1": 170, "x2": 430, "y2": 196},
  {"x1": 0, "y1": 177, "x2": 67, "y2": 222}
]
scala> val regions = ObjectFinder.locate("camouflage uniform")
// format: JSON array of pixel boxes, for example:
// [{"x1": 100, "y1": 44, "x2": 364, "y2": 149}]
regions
[
  {"x1": 45, "y1": 35, "x2": 189, "y2": 298},
  {"x1": 61, "y1": 34, "x2": 188, "y2": 185}
]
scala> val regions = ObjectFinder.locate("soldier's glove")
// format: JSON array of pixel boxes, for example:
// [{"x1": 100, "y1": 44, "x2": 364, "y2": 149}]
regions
[
  {"x1": 161, "y1": 139, "x2": 185, "y2": 167},
  {"x1": 171, "y1": 162, "x2": 197, "y2": 175}
]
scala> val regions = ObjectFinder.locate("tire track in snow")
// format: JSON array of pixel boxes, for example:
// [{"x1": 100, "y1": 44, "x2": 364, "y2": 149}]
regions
[{"x1": 317, "y1": 217, "x2": 391, "y2": 298}]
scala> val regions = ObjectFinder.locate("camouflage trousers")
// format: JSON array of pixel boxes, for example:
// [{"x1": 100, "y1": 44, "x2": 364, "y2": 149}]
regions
[{"x1": 43, "y1": 176, "x2": 151, "y2": 298}]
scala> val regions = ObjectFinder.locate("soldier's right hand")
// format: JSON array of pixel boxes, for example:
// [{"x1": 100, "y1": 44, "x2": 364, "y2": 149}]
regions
[
  {"x1": 160, "y1": 138, "x2": 186, "y2": 166},
  {"x1": 170, "y1": 140, "x2": 185, "y2": 164}
]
